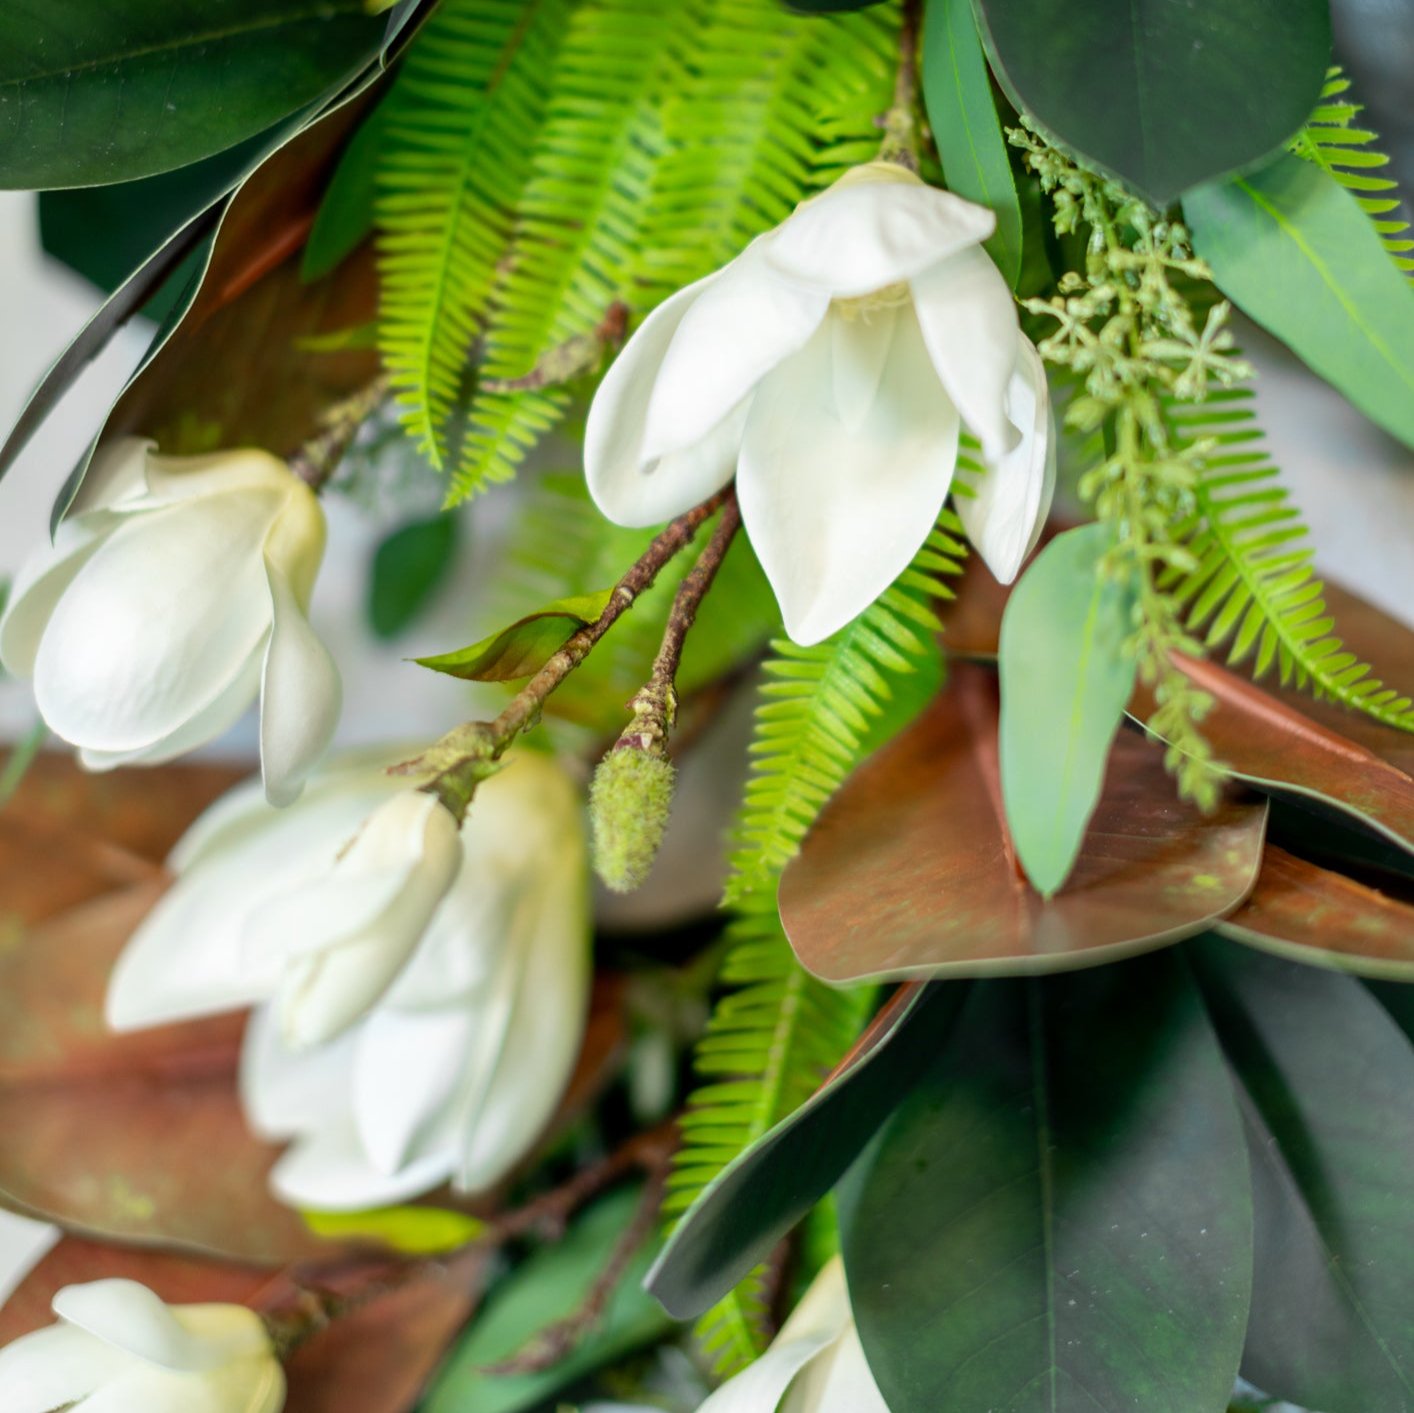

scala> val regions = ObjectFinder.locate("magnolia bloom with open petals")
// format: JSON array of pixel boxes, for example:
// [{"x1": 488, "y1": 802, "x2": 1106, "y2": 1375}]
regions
[
  {"x1": 587, "y1": 162, "x2": 1054, "y2": 645},
  {"x1": 0, "y1": 438, "x2": 340, "y2": 805},
  {"x1": 0, "y1": 1279, "x2": 283, "y2": 1413},
  {"x1": 697, "y1": 1258, "x2": 886, "y2": 1413},
  {"x1": 107, "y1": 748, "x2": 591, "y2": 1210}
]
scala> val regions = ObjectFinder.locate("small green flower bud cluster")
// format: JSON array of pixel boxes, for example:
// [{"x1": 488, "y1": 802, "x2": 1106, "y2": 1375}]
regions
[{"x1": 590, "y1": 746, "x2": 677, "y2": 893}]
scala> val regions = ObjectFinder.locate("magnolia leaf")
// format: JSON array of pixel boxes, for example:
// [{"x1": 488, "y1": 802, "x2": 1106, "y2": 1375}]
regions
[
  {"x1": 1185, "y1": 153, "x2": 1414, "y2": 451},
  {"x1": 417, "y1": 591, "x2": 613, "y2": 682},
  {"x1": 303, "y1": 94, "x2": 397, "y2": 282},
  {"x1": 1189, "y1": 939, "x2": 1414, "y2": 1411},
  {"x1": 972, "y1": 0, "x2": 1331, "y2": 206},
  {"x1": 999, "y1": 522, "x2": 1136, "y2": 896},
  {"x1": 423, "y1": 1188, "x2": 672, "y2": 1413},
  {"x1": 922, "y1": 0, "x2": 1023, "y2": 287},
  {"x1": 368, "y1": 513, "x2": 459, "y2": 640},
  {"x1": 648, "y1": 983, "x2": 965, "y2": 1320},
  {"x1": 839, "y1": 953, "x2": 1253, "y2": 1413},
  {"x1": 0, "y1": 1, "x2": 385, "y2": 190},
  {"x1": 780, "y1": 664, "x2": 1267, "y2": 982}
]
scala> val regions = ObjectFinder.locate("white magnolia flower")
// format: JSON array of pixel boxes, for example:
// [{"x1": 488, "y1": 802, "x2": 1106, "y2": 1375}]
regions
[
  {"x1": 0, "y1": 1279, "x2": 283, "y2": 1413},
  {"x1": 0, "y1": 438, "x2": 340, "y2": 806},
  {"x1": 107, "y1": 748, "x2": 591, "y2": 1210},
  {"x1": 587, "y1": 161, "x2": 1054, "y2": 646},
  {"x1": 697, "y1": 1258, "x2": 886, "y2": 1413}
]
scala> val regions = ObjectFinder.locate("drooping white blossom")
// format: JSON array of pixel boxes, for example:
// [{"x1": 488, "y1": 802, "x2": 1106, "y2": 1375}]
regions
[
  {"x1": 696, "y1": 1258, "x2": 887, "y2": 1413},
  {"x1": 0, "y1": 438, "x2": 340, "y2": 806},
  {"x1": 106, "y1": 748, "x2": 591, "y2": 1210},
  {"x1": 0, "y1": 1279, "x2": 284, "y2": 1413},
  {"x1": 586, "y1": 162, "x2": 1055, "y2": 646}
]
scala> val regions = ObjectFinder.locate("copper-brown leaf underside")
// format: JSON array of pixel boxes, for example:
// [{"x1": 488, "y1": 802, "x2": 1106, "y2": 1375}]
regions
[
  {"x1": 1217, "y1": 842, "x2": 1414, "y2": 980},
  {"x1": 779, "y1": 664, "x2": 1267, "y2": 983},
  {"x1": 0, "y1": 1237, "x2": 480, "y2": 1413}
]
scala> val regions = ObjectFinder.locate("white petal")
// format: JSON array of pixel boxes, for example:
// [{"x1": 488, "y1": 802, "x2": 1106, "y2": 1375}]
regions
[
  {"x1": 239, "y1": 1004, "x2": 359, "y2": 1140},
  {"x1": 351, "y1": 1008, "x2": 473, "y2": 1174},
  {"x1": 32, "y1": 493, "x2": 278, "y2": 755},
  {"x1": 738, "y1": 308, "x2": 960, "y2": 645},
  {"x1": 955, "y1": 338, "x2": 1055, "y2": 583},
  {"x1": 267, "y1": 1119, "x2": 454, "y2": 1212},
  {"x1": 258, "y1": 555, "x2": 340, "y2": 808},
  {"x1": 132, "y1": 447, "x2": 297, "y2": 513},
  {"x1": 586, "y1": 273, "x2": 742, "y2": 529},
  {"x1": 0, "y1": 1324, "x2": 123, "y2": 1412},
  {"x1": 53, "y1": 1281, "x2": 218, "y2": 1372},
  {"x1": 68, "y1": 437, "x2": 157, "y2": 516},
  {"x1": 640, "y1": 241, "x2": 828, "y2": 466},
  {"x1": 782, "y1": 1325, "x2": 890, "y2": 1413},
  {"x1": 765, "y1": 178, "x2": 995, "y2": 299},
  {"x1": 911, "y1": 244, "x2": 1022, "y2": 462},
  {"x1": 170, "y1": 1305, "x2": 275, "y2": 1365},
  {"x1": 831, "y1": 305, "x2": 898, "y2": 433},
  {"x1": 73, "y1": 1359, "x2": 279, "y2": 1413}
]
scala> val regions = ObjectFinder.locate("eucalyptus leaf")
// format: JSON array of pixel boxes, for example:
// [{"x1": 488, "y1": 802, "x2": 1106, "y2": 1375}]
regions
[
  {"x1": 971, "y1": 0, "x2": 1331, "y2": 206},
  {"x1": 1189, "y1": 939, "x2": 1414, "y2": 1413},
  {"x1": 368, "y1": 513, "x2": 459, "y2": 640},
  {"x1": 0, "y1": 1, "x2": 386, "y2": 190},
  {"x1": 423, "y1": 1188, "x2": 672, "y2": 1413},
  {"x1": 922, "y1": 0, "x2": 1023, "y2": 287},
  {"x1": 999, "y1": 522, "x2": 1136, "y2": 897},
  {"x1": 839, "y1": 953, "x2": 1253, "y2": 1413},
  {"x1": 417, "y1": 591, "x2": 614, "y2": 682},
  {"x1": 1185, "y1": 153, "x2": 1414, "y2": 451}
]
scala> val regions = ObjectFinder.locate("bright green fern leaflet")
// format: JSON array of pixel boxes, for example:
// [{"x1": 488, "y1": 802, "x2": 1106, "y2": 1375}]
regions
[
  {"x1": 375, "y1": 0, "x2": 572, "y2": 470},
  {"x1": 1169, "y1": 389, "x2": 1414, "y2": 731},
  {"x1": 1294, "y1": 66, "x2": 1414, "y2": 277},
  {"x1": 668, "y1": 891, "x2": 874, "y2": 1376}
]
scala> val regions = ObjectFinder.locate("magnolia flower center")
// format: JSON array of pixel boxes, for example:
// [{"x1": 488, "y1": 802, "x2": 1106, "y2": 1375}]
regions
[{"x1": 833, "y1": 280, "x2": 912, "y2": 322}]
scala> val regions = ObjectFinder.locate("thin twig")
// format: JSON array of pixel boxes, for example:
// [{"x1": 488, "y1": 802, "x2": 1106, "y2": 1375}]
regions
[
  {"x1": 878, "y1": 0, "x2": 923, "y2": 172},
  {"x1": 288, "y1": 372, "x2": 392, "y2": 490}
]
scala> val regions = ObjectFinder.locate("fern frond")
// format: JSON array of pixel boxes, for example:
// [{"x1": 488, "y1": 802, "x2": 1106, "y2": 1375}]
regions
[
  {"x1": 724, "y1": 515, "x2": 966, "y2": 903},
  {"x1": 374, "y1": 0, "x2": 572, "y2": 470},
  {"x1": 1168, "y1": 389, "x2": 1414, "y2": 732},
  {"x1": 1295, "y1": 66, "x2": 1414, "y2": 277},
  {"x1": 668, "y1": 890, "x2": 874, "y2": 1375}
]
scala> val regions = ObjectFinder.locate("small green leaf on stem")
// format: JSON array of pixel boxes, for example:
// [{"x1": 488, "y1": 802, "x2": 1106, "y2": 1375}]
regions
[{"x1": 416, "y1": 590, "x2": 614, "y2": 682}]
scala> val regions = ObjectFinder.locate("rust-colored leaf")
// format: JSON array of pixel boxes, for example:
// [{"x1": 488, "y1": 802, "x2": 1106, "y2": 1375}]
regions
[
  {"x1": 1217, "y1": 843, "x2": 1414, "y2": 979},
  {"x1": 779, "y1": 664, "x2": 1267, "y2": 983},
  {"x1": 0, "y1": 1237, "x2": 480, "y2": 1413}
]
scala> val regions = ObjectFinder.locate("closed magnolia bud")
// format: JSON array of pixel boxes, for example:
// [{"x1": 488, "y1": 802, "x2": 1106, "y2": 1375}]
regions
[
  {"x1": 590, "y1": 745, "x2": 676, "y2": 893},
  {"x1": 0, "y1": 1279, "x2": 284, "y2": 1413},
  {"x1": 0, "y1": 437, "x2": 340, "y2": 806}
]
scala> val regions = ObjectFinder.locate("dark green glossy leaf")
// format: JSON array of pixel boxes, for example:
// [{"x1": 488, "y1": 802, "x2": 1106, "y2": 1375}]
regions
[
  {"x1": 840, "y1": 952, "x2": 1252, "y2": 1413},
  {"x1": 423, "y1": 1187, "x2": 672, "y2": 1413},
  {"x1": 367, "y1": 513, "x2": 459, "y2": 640},
  {"x1": 303, "y1": 95, "x2": 396, "y2": 283},
  {"x1": 418, "y1": 591, "x2": 613, "y2": 682},
  {"x1": 647, "y1": 982, "x2": 965, "y2": 1320},
  {"x1": 972, "y1": 0, "x2": 1331, "y2": 206},
  {"x1": 999, "y1": 522, "x2": 1136, "y2": 897},
  {"x1": 0, "y1": 1, "x2": 384, "y2": 190},
  {"x1": 1189, "y1": 939, "x2": 1414, "y2": 1412},
  {"x1": 922, "y1": 0, "x2": 1023, "y2": 287},
  {"x1": 1366, "y1": 979, "x2": 1414, "y2": 1044},
  {"x1": 1185, "y1": 153, "x2": 1414, "y2": 450}
]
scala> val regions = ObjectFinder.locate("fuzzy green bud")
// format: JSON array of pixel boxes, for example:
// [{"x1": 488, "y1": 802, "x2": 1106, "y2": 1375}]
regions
[{"x1": 589, "y1": 746, "x2": 676, "y2": 894}]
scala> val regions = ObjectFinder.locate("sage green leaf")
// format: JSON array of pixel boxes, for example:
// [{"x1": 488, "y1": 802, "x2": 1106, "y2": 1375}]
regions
[
  {"x1": 1185, "y1": 153, "x2": 1414, "y2": 451},
  {"x1": 999, "y1": 522, "x2": 1136, "y2": 897},
  {"x1": 0, "y1": 1, "x2": 386, "y2": 190},
  {"x1": 839, "y1": 953, "x2": 1253, "y2": 1413},
  {"x1": 416, "y1": 590, "x2": 613, "y2": 682},
  {"x1": 648, "y1": 982, "x2": 965, "y2": 1320},
  {"x1": 1189, "y1": 939, "x2": 1414, "y2": 1412},
  {"x1": 922, "y1": 0, "x2": 1022, "y2": 287},
  {"x1": 367, "y1": 513, "x2": 458, "y2": 640},
  {"x1": 972, "y1": 0, "x2": 1331, "y2": 206},
  {"x1": 423, "y1": 1187, "x2": 672, "y2": 1413}
]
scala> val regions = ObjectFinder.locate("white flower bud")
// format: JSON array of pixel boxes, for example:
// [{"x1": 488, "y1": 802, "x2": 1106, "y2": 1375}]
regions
[
  {"x1": 0, "y1": 1279, "x2": 284, "y2": 1413},
  {"x1": 0, "y1": 438, "x2": 340, "y2": 805}
]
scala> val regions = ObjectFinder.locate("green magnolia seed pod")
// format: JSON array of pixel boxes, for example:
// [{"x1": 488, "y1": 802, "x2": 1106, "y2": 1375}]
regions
[{"x1": 589, "y1": 747, "x2": 676, "y2": 894}]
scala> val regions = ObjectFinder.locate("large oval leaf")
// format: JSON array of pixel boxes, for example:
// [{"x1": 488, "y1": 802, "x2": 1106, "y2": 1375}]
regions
[
  {"x1": 1189, "y1": 939, "x2": 1414, "y2": 1411},
  {"x1": 779, "y1": 664, "x2": 1267, "y2": 982},
  {"x1": 972, "y1": 0, "x2": 1331, "y2": 206},
  {"x1": 999, "y1": 522, "x2": 1136, "y2": 896},
  {"x1": 839, "y1": 952, "x2": 1253, "y2": 1413},
  {"x1": 1185, "y1": 153, "x2": 1414, "y2": 451},
  {"x1": 0, "y1": 1, "x2": 385, "y2": 190}
]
